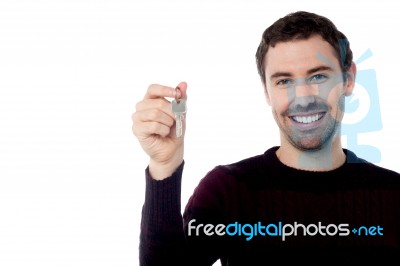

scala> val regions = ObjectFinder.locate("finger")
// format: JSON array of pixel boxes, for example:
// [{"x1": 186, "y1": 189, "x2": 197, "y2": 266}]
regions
[
  {"x1": 132, "y1": 120, "x2": 171, "y2": 138},
  {"x1": 132, "y1": 109, "x2": 175, "y2": 128},
  {"x1": 144, "y1": 84, "x2": 176, "y2": 100},
  {"x1": 135, "y1": 98, "x2": 175, "y2": 119},
  {"x1": 144, "y1": 82, "x2": 188, "y2": 100},
  {"x1": 175, "y1": 81, "x2": 188, "y2": 100}
]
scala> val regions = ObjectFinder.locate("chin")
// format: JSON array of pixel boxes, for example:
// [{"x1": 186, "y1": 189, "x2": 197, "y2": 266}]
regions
[{"x1": 293, "y1": 138, "x2": 325, "y2": 151}]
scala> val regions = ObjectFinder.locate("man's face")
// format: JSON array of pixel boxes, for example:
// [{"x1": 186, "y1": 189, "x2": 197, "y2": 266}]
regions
[{"x1": 264, "y1": 35, "x2": 355, "y2": 151}]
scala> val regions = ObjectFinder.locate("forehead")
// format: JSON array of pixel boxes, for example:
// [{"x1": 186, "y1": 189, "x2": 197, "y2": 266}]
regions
[{"x1": 265, "y1": 35, "x2": 340, "y2": 75}]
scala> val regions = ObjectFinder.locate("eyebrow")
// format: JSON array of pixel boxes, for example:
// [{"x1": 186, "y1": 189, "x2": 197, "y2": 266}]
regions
[{"x1": 269, "y1": 65, "x2": 335, "y2": 80}]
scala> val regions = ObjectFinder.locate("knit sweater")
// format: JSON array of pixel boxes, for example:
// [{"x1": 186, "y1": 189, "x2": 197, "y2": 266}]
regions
[{"x1": 140, "y1": 147, "x2": 400, "y2": 265}]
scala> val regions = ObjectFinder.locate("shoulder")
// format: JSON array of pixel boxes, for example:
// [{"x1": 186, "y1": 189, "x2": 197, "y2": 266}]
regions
[
  {"x1": 218, "y1": 146, "x2": 278, "y2": 179},
  {"x1": 346, "y1": 149, "x2": 399, "y2": 174},
  {"x1": 192, "y1": 147, "x2": 275, "y2": 189},
  {"x1": 195, "y1": 153, "x2": 267, "y2": 189},
  {"x1": 193, "y1": 147, "x2": 278, "y2": 193},
  {"x1": 184, "y1": 151, "x2": 272, "y2": 217},
  {"x1": 345, "y1": 149, "x2": 400, "y2": 186}
]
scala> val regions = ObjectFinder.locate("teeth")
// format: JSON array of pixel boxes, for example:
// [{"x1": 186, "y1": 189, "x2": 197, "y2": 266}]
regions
[{"x1": 293, "y1": 114, "x2": 322, "y2": 124}]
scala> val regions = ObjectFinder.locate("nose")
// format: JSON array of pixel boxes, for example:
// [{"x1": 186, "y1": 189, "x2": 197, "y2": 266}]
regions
[{"x1": 294, "y1": 84, "x2": 318, "y2": 107}]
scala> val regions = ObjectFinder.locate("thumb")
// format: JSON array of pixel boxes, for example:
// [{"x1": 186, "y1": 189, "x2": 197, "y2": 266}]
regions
[{"x1": 175, "y1": 81, "x2": 188, "y2": 100}]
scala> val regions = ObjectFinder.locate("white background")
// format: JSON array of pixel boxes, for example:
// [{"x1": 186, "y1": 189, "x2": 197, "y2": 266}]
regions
[{"x1": 0, "y1": 0, "x2": 399, "y2": 265}]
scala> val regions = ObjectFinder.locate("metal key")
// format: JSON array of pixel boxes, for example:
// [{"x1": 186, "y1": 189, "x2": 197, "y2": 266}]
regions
[{"x1": 171, "y1": 98, "x2": 187, "y2": 137}]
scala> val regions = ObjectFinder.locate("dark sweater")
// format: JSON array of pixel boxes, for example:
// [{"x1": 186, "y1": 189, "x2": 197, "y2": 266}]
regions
[{"x1": 140, "y1": 147, "x2": 400, "y2": 265}]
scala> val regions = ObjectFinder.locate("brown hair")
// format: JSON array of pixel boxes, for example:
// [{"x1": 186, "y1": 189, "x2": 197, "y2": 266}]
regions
[{"x1": 255, "y1": 11, "x2": 353, "y2": 87}]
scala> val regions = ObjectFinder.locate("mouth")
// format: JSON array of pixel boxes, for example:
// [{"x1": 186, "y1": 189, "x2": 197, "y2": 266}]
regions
[
  {"x1": 290, "y1": 112, "x2": 325, "y2": 124},
  {"x1": 289, "y1": 112, "x2": 326, "y2": 128}
]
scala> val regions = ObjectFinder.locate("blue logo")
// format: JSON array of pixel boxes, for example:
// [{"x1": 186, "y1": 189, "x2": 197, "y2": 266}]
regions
[{"x1": 342, "y1": 49, "x2": 382, "y2": 163}]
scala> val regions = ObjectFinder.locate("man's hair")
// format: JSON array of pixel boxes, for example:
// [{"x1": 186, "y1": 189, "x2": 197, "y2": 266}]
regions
[{"x1": 255, "y1": 11, "x2": 353, "y2": 87}]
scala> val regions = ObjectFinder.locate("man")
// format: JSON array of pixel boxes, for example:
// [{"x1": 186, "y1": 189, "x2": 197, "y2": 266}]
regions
[{"x1": 132, "y1": 11, "x2": 400, "y2": 265}]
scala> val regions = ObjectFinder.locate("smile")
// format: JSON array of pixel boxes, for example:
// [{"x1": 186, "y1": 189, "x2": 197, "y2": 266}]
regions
[{"x1": 291, "y1": 113, "x2": 325, "y2": 124}]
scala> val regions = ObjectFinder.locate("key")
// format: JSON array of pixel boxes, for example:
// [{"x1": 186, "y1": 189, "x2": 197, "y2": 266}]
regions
[{"x1": 172, "y1": 98, "x2": 187, "y2": 137}]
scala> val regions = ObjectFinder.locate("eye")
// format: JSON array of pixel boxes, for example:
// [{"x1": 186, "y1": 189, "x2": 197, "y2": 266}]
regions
[
  {"x1": 276, "y1": 79, "x2": 294, "y2": 86},
  {"x1": 309, "y1": 74, "x2": 328, "y2": 84}
]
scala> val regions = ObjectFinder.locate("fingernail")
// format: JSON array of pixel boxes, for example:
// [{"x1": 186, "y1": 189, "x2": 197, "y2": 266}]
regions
[{"x1": 175, "y1": 86, "x2": 182, "y2": 99}]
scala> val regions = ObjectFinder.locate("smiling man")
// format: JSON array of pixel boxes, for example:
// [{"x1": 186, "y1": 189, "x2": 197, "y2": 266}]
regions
[
  {"x1": 262, "y1": 33, "x2": 356, "y2": 170},
  {"x1": 133, "y1": 11, "x2": 400, "y2": 265}
]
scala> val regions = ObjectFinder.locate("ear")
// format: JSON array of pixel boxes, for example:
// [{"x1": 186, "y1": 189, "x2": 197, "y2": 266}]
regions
[{"x1": 344, "y1": 62, "x2": 357, "y2": 96}]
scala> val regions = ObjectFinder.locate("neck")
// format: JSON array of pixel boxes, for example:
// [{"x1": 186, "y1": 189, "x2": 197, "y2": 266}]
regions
[{"x1": 276, "y1": 136, "x2": 346, "y2": 171}]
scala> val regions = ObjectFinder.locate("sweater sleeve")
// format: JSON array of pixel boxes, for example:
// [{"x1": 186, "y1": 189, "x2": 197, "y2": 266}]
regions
[
  {"x1": 139, "y1": 163, "x2": 227, "y2": 266},
  {"x1": 139, "y1": 161, "x2": 186, "y2": 266}
]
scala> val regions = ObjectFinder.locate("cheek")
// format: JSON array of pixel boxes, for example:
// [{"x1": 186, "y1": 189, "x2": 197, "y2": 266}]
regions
[
  {"x1": 324, "y1": 84, "x2": 345, "y2": 113},
  {"x1": 269, "y1": 89, "x2": 290, "y2": 114},
  {"x1": 318, "y1": 75, "x2": 345, "y2": 104}
]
